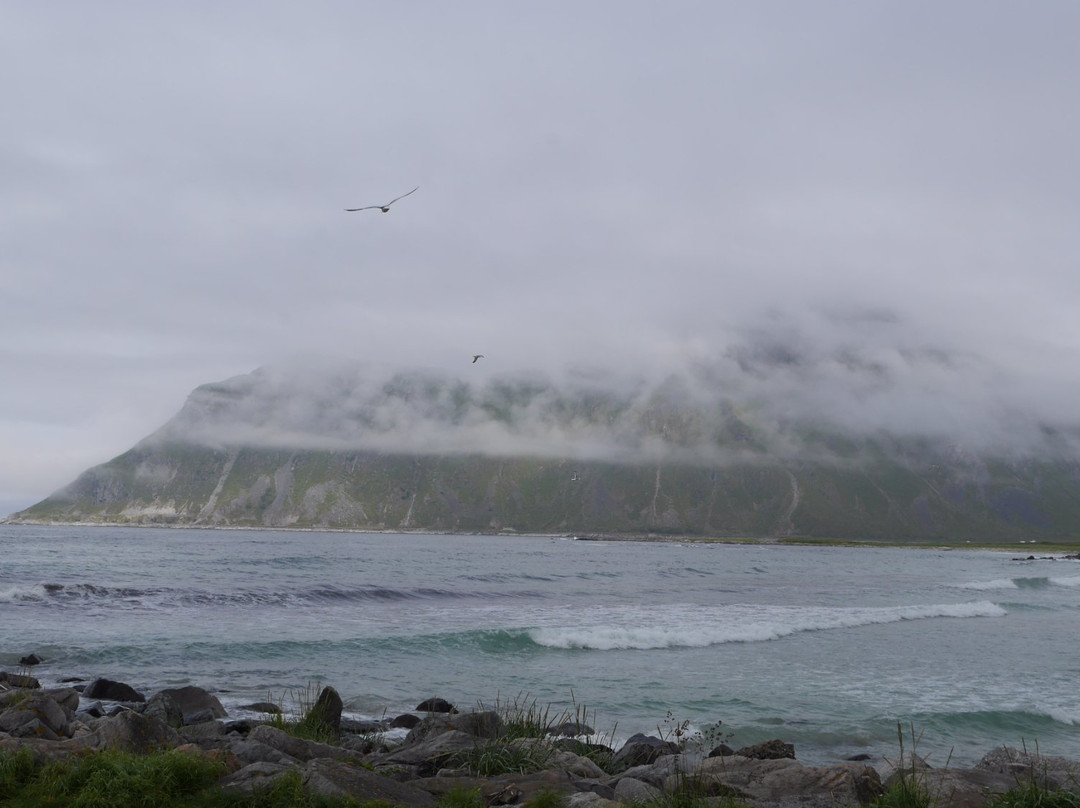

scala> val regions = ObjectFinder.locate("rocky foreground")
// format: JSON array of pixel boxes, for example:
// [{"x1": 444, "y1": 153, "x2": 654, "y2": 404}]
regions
[{"x1": 2, "y1": 670, "x2": 1079, "y2": 808}]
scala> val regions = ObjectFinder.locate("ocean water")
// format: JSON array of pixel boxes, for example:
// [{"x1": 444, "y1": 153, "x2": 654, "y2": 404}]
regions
[{"x1": 1, "y1": 524, "x2": 1078, "y2": 767}]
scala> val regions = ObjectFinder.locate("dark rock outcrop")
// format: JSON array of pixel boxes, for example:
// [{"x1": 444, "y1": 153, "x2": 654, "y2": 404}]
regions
[{"x1": 83, "y1": 678, "x2": 146, "y2": 703}]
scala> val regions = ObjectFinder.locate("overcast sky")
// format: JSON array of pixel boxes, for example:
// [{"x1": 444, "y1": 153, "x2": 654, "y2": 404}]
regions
[{"x1": 3, "y1": 2, "x2": 1080, "y2": 515}]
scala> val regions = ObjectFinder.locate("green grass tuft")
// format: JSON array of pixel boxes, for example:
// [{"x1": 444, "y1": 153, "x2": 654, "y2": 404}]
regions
[{"x1": 436, "y1": 785, "x2": 487, "y2": 808}]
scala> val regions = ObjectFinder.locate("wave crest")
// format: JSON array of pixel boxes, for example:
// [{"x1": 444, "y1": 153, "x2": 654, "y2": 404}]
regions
[{"x1": 528, "y1": 601, "x2": 1006, "y2": 650}]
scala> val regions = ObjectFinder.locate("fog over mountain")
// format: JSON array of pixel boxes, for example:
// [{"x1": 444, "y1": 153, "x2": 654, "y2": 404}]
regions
[
  {"x1": 150, "y1": 307, "x2": 1080, "y2": 466},
  {"x1": 3, "y1": 2, "x2": 1079, "y2": 516}
]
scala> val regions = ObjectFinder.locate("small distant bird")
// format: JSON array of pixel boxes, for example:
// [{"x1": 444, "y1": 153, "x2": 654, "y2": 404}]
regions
[
  {"x1": 472, "y1": 355, "x2": 484, "y2": 363},
  {"x1": 345, "y1": 186, "x2": 419, "y2": 213}
]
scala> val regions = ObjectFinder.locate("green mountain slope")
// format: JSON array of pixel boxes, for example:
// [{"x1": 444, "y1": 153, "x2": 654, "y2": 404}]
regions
[{"x1": 13, "y1": 365, "x2": 1080, "y2": 542}]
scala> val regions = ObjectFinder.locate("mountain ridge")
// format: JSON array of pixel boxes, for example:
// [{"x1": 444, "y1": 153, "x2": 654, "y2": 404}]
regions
[{"x1": 12, "y1": 363, "x2": 1080, "y2": 542}]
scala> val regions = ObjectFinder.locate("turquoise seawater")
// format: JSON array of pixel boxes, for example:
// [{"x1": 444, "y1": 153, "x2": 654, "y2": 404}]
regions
[{"x1": 1, "y1": 524, "x2": 1077, "y2": 766}]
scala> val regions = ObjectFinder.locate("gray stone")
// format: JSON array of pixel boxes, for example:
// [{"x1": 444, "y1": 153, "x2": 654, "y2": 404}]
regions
[
  {"x1": 216, "y1": 761, "x2": 294, "y2": 794},
  {"x1": 381, "y1": 728, "x2": 484, "y2": 771},
  {"x1": 84, "y1": 678, "x2": 146, "y2": 703},
  {"x1": 884, "y1": 768, "x2": 1021, "y2": 808},
  {"x1": 736, "y1": 739, "x2": 796, "y2": 760},
  {"x1": 552, "y1": 748, "x2": 607, "y2": 779},
  {"x1": 976, "y1": 747, "x2": 1080, "y2": 793},
  {"x1": 566, "y1": 793, "x2": 621, "y2": 808},
  {"x1": 0, "y1": 672, "x2": 40, "y2": 689},
  {"x1": 227, "y1": 737, "x2": 300, "y2": 767},
  {"x1": 148, "y1": 685, "x2": 226, "y2": 725},
  {"x1": 238, "y1": 701, "x2": 281, "y2": 714},
  {"x1": 314, "y1": 686, "x2": 343, "y2": 733},
  {"x1": 404, "y1": 710, "x2": 504, "y2": 745},
  {"x1": 610, "y1": 733, "x2": 680, "y2": 771},
  {"x1": 415, "y1": 697, "x2": 457, "y2": 713},
  {"x1": 86, "y1": 709, "x2": 183, "y2": 753},
  {"x1": 246, "y1": 723, "x2": 366, "y2": 764},
  {"x1": 303, "y1": 758, "x2": 436, "y2": 806},
  {"x1": 614, "y1": 776, "x2": 662, "y2": 802},
  {"x1": 42, "y1": 688, "x2": 80, "y2": 715},
  {"x1": 179, "y1": 721, "x2": 227, "y2": 740},
  {"x1": 0, "y1": 693, "x2": 72, "y2": 738},
  {"x1": 694, "y1": 755, "x2": 883, "y2": 807},
  {"x1": 9, "y1": 718, "x2": 61, "y2": 741}
]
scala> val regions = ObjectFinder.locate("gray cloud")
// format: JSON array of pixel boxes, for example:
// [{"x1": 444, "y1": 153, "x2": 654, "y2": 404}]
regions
[{"x1": 3, "y1": 1, "x2": 1080, "y2": 513}]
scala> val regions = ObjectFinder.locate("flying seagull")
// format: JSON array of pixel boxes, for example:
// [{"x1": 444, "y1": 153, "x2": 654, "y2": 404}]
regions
[
  {"x1": 345, "y1": 186, "x2": 419, "y2": 213},
  {"x1": 472, "y1": 355, "x2": 484, "y2": 363}
]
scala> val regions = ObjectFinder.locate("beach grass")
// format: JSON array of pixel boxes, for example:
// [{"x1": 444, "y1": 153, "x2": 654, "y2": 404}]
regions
[
  {"x1": 0, "y1": 747, "x2": 397, "y2": 808},
  {"x1": 267, "y1": 681, "x2": 340, "y2": 745}
]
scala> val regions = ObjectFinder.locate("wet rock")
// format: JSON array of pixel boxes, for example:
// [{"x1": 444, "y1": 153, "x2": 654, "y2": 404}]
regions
[
  {"x1": 610, "y1": 733, "x2": 680, "y2": 772},
  {"x1": 415, "y1": 697, "x2": 457, "y2": 713},
  {"x1": 736, "y1": 739, "x2": 796, "y2": 760},
  {"x1": 0, "y1": 672, "x2": 40, "y2": 689},
  {"x1": 238, "y1": 701, "x2": 281, "y2": 714},
  {"x1": 391, "y1": 712, "x2": 422, "y2": 729},
  {"x1": 549, "y1": 720, "x2": 594, "y2": 737},
  {"x1": 147, "y1": 685, "x2": 226, "y2": 727},
  {"x1": 707, "y1": 742, "x2": 736, "y2": 757},
  {"x1": 314, "y1": 685, "x2": 343, "y2": 733},
  {"x1": 84, "y1": 677, "x2": 146, "y2": 703}
]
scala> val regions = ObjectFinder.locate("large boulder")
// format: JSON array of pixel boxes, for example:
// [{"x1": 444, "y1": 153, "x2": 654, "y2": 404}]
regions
[
  {"x1": 216, "y1": 761, "x2": 294, "y2": 795},
  {"x1": 976, "y1": 747, "x2": 1080, "y2": 793},
  {"x1": 146, "y1": 685, "x2": 226, "y2": 726},
  {"x1": 313, "y1": 686, "x2": 343, "y2": 734},
  {"x1": 0, "y1": 672, "x2": 40, "y2": 689},
  {"x1": 246, "y1": 724, "x2": 366, "y2": 765},
  {"x1": 736, "y1": 739, "x2": 796, "y2": 760},
  {"x1": 415, "y1": 697, "x2": 457, "y2": 714},
  {"x1": 694, "y1": 755, "x2": 883, "y2": 807},
  {"x1": 380, "y1": 728, "x2": 485, "y2": 773},
  {"x1": 404, "y1": 710, "x2": 504, "y2": 746},
  {"x1": 304, "y1": 759, "x2": 437, "y2": 807},
  {"x1": 610, "y1": 733, "x2": 681, "y2": 772},
  {"x1": 86, "y1": 709, "x2": 183, "y2": 753},
  {"x1": 84, "y1": 677, "x2": 146, "y2": 703},
  {"x1": 416, "y1": 771, "x2": 583, "y2": 805},
  {"x1": 884, "y1": 767, "x2": 1021, "y2": 808},
  {"x1": 0, "y1": 691, "x2": 76, "y2": 739}
]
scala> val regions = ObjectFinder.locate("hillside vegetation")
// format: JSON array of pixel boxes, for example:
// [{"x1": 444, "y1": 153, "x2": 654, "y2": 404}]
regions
[{"x1": 13, "y1": 365, "x2": 1080, "y2": 542}]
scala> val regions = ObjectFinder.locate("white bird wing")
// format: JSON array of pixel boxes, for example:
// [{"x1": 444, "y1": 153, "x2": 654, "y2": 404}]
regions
[{"x1": 384, "y1": 186, "x2": 419, "y2": 206}]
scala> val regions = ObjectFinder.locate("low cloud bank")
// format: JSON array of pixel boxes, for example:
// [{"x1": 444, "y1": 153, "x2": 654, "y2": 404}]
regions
[{"x1": 148, "y1": 314, "x2": 1080, "y2": 464}]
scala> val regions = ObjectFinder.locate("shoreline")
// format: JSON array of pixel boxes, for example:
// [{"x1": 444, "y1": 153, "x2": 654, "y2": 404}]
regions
[{"x1": 5, "y1": 518, "x2": 1080, "y2": 554}]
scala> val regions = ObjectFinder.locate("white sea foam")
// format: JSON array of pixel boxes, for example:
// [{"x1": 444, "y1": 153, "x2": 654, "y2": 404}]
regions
[
  {"x1": 528, "y1": 601, "x2": 1006, "y2": 650},
  {"x1": 1049, "y1": 575, "x2": 1080, "y2": 588},
  {"x1": 956, "y1": 578, "x2": 1018, "y2": 591},
  {"x1": 0, "y1": 584, "x2": 46, "y2": 603}
]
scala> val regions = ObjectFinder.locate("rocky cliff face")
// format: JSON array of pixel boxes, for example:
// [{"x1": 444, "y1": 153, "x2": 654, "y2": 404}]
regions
[{"x1": 13, "y1": 364, "x2": 1080, "y2": 541}]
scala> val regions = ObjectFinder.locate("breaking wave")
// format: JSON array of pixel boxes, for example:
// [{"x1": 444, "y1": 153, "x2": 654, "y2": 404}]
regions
[
  {"x1": 528, "y1": 601, "x2": 1006, "y2": 650},
  {"x1": 957, "y1": 575, "x2": 1080, "y2": 591},
  {"x1": 0, "y1": 581, "x2": 543, "y2": 609}
]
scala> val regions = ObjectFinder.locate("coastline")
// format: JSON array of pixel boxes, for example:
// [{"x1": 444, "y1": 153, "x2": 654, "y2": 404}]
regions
[
  {"x1": 3, "y1": 672, "x2": 1080, "y2": 808},
  {"x1": 5, "y1": 518, "x2": 1080, "y2": 555}
]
